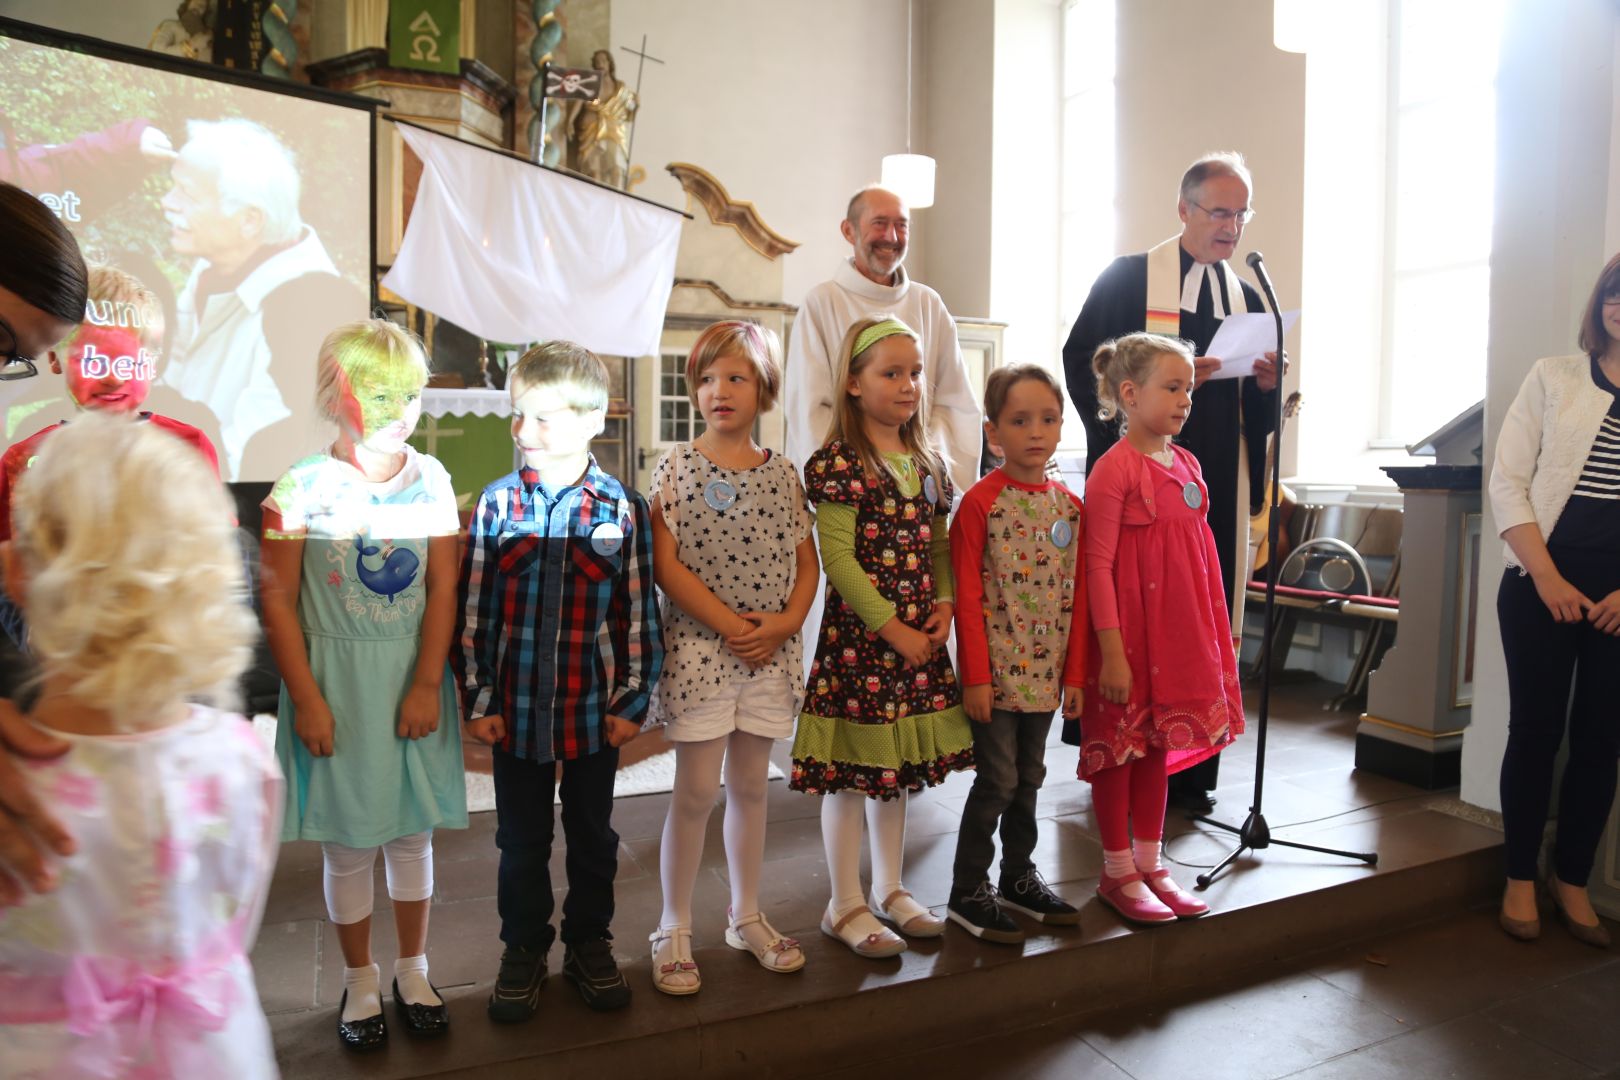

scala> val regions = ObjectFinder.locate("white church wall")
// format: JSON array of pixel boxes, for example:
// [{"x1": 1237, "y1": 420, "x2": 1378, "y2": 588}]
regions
[
  {"x1": 1460, "y1": 0, "x2": 1617, "y2": 812},
  {"x1": 920, "y1": 0, "x2": 995, "y2": 321},
  {"x1": 609, "y1": 0, "x2": 913, "y2": 307},
  {"x1": 1611, "y1": 17, "x2": 1620, "y2": 255},
  {"x1": 989, "y1": 0, "x2": 1064, "y2": 376}
]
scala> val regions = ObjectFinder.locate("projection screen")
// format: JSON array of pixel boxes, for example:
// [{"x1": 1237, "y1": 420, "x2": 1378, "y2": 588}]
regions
[{"x1": 0, "y1": 21, "x2": 374, "y2": 481}]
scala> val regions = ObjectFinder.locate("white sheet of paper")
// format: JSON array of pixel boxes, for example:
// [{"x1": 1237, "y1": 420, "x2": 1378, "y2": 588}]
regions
[{"x1": 1204, "y1": 310, "x2": 1300, "y2": 379}]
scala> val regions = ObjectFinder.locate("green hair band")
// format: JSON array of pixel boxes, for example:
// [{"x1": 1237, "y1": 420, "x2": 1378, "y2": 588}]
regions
[{"x1": 852, "y1": 318, "x2": 918, "y2": 359}]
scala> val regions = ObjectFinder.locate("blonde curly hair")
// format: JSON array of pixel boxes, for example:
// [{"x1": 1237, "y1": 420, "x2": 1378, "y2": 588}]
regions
[
  {"x1": 1092, "y1": 332, "x2": 1193, "y2": 424},
  {"x1": 11, "y1": 414, "x2": 254, "y2": 729}
]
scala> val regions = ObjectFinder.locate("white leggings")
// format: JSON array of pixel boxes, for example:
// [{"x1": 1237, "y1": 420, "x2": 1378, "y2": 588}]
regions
[
  {"x1": 322, "y1": 831, "x2": 434, "y2": 926},
  {"x1": 657, "y1": 731, "x2": 775, "y2": 928},
  {"x1": 822, "y1": 790, "x2": 908, "y2": 911}
]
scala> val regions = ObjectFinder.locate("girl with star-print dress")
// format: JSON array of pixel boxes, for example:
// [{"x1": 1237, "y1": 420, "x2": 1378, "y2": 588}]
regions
[{"x1": 647, "y1": 322, "x2": 819, "y2": 995}]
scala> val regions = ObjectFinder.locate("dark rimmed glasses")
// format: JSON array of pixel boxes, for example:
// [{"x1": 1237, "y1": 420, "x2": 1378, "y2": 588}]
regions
[{"x1": 0, "y1": 315, "x2": 40, "y2": 381}]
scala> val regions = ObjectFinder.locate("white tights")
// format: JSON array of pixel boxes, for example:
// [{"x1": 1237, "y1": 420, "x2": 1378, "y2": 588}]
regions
[
  {"x1": 821, "y1": 789, "x2": 909, "y2": 913},
  {"x1": 657, "y1": 731, "x2": 776, "y2": 928},
  {"x1": 321, "y1": 831, "x2": 434, "y2": 925}
]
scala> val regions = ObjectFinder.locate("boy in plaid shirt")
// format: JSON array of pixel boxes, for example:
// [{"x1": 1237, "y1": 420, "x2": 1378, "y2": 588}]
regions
[{"x1": 457, "y1": 341, "x2": 662, "y2": 1020}]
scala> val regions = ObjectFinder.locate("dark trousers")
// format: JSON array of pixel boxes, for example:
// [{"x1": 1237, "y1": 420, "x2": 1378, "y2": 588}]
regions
[
  {"x1": 493, "y1": 745, "x2": 620, "y2": 951},
  {"x1": 1498, "y1": 548, "x2": 1620, "y2": 885},
  {"x1": 1169, "y1": 753, "x2": 1220, "y2": 796},
  {"x1": 952, "y1": 708, "x2": 1053, "y2": 889}
]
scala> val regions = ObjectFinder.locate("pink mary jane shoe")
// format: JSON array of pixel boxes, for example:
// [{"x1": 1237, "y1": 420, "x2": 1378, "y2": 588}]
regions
[
  {"x1": 1143, "y1": 868, "x2": 1210, "y2": 918},
  {"x1": 1096, "y1": 870, "x2": 1177, "y2": 925}
]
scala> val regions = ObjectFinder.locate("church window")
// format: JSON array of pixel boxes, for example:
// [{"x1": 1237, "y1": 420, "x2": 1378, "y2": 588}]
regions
[{"x1": 658, "y1": 352, "x2": 699, "y2": 444}]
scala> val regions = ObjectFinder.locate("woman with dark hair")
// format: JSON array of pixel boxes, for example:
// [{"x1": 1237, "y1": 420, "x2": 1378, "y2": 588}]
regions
[
  {"x1": 0, "y1": 180, "x2": 84, "y2": 905},
  {"x1": 1491, "y1": 252, "x2": 1620, "y2": 947},
  {"x1": 0, "y1": 180, "x2": 88, "y2": 375}
]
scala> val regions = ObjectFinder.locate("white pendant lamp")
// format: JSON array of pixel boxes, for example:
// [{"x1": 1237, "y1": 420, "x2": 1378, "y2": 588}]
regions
[
  {"x1": 1273, "y1": 0, "x2": 1314, "y2": 54},
  {"x1": 882, "y1": 0, "x2": 936, "y2": 208},
  {"x1": 881, "y1": 153, "x2": 936, "y2": 209}
]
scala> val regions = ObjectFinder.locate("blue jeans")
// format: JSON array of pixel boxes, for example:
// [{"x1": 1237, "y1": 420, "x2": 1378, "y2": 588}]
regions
[
  {"x1": 493, "y1": 745, "x2": 620, "y2": 951},
  {"x1": 952, "y1": 708, "x2": 1053, "y2": 889}
]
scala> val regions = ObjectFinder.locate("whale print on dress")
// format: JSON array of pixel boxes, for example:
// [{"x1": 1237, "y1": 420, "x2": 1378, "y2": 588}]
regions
[{"x1": 354, "y1": 534, "x2": 421, "y2": 603}]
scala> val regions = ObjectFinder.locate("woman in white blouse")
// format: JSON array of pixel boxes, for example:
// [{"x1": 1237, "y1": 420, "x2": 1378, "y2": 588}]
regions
[{"x1": 1489, "y1": 254, "x2": 1620, "y2": 948}]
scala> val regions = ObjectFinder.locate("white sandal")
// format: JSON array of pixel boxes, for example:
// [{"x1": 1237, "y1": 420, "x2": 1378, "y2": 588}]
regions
[
  {"x1": 649, "y1": 925, "x2": 700, "y2": 995},
  {"x1": 819, "y1": 901, "x2": 907, "y2": 959},
  {"x1": 725, "y1": 909, "x2": 806, "y2": 973},
  {"x1": 869, "y1": 887, "x2": 947, "y2": 938}
]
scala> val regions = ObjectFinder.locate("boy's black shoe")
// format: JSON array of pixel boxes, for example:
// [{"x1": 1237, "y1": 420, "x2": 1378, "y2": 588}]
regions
[
  {"x1": 1000, "y1": 868, "x2": 1081, "y2": 926},
  {"x1": 947, "y1": 881, "x2": 1025, "y2": 944},
  {"x1": 487, "y1": 944, "x2": 547, "y2": 1023},
  {"x1": 563, "y1": 937, "x2": 632, "y2": 1011}
]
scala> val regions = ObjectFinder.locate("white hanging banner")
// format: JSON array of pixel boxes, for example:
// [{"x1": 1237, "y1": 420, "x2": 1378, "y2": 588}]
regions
[{"x1": 383, "y1": 122, "x2": 683, "y2": 356}]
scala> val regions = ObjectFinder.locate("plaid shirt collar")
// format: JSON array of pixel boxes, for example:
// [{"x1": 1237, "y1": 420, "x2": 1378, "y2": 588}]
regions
[{"x1": 518, "y1": 454, "x2": 616, "y2": 502}]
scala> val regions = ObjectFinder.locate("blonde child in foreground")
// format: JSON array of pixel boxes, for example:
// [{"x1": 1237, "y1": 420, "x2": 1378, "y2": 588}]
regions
[
  {"x1": 1081, "y1": 332, "x2": 1243, "y2": 925},
  {"x1": 0, "y1": 415, "x2": 281, "y2": 1077},
  {"x1": 648, "y1": 321, "x2": 817, "y2": 993}
]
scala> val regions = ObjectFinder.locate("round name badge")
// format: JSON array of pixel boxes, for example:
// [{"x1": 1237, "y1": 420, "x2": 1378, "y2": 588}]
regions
[
  {"x1": 704, "y1": 478, "x2": 738, "y2": 511},
  {"x1": 1183, "y1": 481, "x2": 1203, "y2": 510},
  {"x1": 922, "y1": 474, "x2": 939, "y2": 507},
  {"x1": 590, "y1": 521, "x2": 625, "y2": 557},
  {"x1": 1050, "y1": 519, "x2": 1074, "y2": 550}
]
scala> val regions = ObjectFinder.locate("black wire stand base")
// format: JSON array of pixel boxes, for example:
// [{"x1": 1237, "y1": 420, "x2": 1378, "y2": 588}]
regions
[
  {"x1": 1186, "y1": 254, "x2": 1381, "y2": 893},
  {"x1": 1189, "y1": 807, "x2": 1378, "y2": 890}
]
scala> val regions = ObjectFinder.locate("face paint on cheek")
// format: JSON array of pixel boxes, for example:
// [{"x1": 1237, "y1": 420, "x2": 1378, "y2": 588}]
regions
[
  {"x1": 65, "y1": 325, "x2": 156, "y2": 413},
  {"x1": 349, "y1": 367, "x2": 425, "y2": 444},
  {"x1": 359, "y1": 395, "x2": 406, "y2": 440},
  {"x1": 333, "y1": 367, "x2": 366, "y2": 441}
]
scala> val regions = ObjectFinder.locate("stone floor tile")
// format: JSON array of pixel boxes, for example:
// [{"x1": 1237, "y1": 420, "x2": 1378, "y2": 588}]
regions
[
  {"x1": 1077, "y1": 971, "x2": 1406, "y2": 1080},
  {"x1": 1279, "y1": 1013, "x2": 1598, "y2": 1080}
]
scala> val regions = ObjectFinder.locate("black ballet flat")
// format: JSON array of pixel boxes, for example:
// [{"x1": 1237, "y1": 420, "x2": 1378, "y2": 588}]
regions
[
  {"x1": 393, "y1": 977, "x2": 450, "y2": 1036},
  {"x1": 337, "y1": 989, "x2": 388, "y2": 1051}
]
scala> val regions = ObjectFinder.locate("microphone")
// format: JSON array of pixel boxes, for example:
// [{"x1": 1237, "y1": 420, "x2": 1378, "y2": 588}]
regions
[{"x1": 1245, "y1": 250, "x2": 1281, "y2": 312}]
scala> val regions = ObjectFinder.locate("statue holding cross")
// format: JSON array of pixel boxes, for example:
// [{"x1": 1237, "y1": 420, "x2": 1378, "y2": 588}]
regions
[{"x1": 564, "y1": 37, "x2": 662, "y2": 191}]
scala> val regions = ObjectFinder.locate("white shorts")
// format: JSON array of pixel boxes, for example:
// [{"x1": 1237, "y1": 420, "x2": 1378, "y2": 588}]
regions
[{"x1": 664, "y1": 674, "x2": 797, "y2": 743}]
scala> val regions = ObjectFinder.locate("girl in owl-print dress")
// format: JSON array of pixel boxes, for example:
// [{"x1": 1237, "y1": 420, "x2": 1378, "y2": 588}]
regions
[{"x1": 790, "y1": 314, "x2": 974, "y2": 960}]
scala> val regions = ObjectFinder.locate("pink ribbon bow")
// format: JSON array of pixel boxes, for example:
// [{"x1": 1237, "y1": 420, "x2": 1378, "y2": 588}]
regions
[{"x1": 61, "y1": 953, "x2": 238, "y2": 1072}]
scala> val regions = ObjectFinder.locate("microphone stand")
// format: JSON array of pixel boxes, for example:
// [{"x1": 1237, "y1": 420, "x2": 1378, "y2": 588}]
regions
[{"x1": 1191, "y1": 251, "x2": 1378, "y2": 889}]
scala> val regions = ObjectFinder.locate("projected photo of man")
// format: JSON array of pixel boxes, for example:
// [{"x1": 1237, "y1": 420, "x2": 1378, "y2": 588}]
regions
[{"x1": 161, "y1": 118, "x2": 360, "y2": 480}]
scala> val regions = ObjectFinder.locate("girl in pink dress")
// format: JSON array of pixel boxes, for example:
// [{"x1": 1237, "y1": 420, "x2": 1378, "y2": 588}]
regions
[
  {"x1": 0, "y1": 415, "x2": 281, "y2": 1078},
  {"x1": 1081, "y1": 333, "x2": 1243, "y2": 926}
]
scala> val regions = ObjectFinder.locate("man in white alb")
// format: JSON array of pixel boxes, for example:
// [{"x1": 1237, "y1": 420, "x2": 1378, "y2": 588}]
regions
[{"x1": 784, "y1": 185, "x2": 981, "y2": 495}]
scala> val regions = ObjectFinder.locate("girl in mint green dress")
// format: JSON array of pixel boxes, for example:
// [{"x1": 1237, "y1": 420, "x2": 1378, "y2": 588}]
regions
[{"x1": 260, "y1": 319, "x2": 466, "y2": 1048}]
